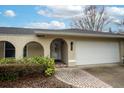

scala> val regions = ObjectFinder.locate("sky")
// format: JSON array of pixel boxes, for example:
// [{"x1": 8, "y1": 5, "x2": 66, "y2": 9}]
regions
[{"x1": 0, "y1": 5, "x2": 124, "y2": 31}]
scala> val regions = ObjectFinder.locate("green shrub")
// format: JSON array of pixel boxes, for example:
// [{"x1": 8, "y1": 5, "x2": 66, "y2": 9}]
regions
[
  {"x1": 16, "y1": 57, "x2": 30, "y2": 64},
  {"x1": 0, "y1": 72, "x2": 18, "y2": 81},
  {"x1": 29, "y1": 56, "x2": 45, "y2": 64},
  {"x1": 0, "y1": 58, "x2": 16, "y2": 64},
  {"x1": 44, "y1": 68, "x2": 55, "y2": 76},
  {"x1": 29, "y1": 56, "x2": 55, "y2": 76},
  {"x1": 0, "y1": 64, "x2": 44, "y2": 81},
  {"x1": 0, "y1": 56, "x2": 55, "y2": 81}
]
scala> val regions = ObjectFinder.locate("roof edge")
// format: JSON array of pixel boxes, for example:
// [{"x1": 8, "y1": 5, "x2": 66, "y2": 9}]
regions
[{"x1": 35, "y1": 31, "x2": 124, "y2": 38}]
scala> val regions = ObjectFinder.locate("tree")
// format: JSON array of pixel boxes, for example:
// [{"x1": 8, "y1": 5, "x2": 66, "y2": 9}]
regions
[
  {"x1": 71, "y1": 5, "x2": 112, "y2": 32},
  {"x1": 114, "y1": 19, "x2": 124, "y2": 32}
]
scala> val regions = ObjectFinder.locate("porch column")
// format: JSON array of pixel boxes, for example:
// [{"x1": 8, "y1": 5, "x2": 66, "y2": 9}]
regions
[
  {"x1": 15, "y1": 44, "x2": 24, "y2": 59},
  {"x1": 120, "y1": 40, "x2": 124, "y2": 63},
  {"x1": 43, "y1": 43, "x2": 50, "y2": 57},
  {"x1": 67, "y1": 41, "x2": 76, "y2": 66},
  {"x1": 0, "y1": 42, "x2": 5, "y2": 58}
]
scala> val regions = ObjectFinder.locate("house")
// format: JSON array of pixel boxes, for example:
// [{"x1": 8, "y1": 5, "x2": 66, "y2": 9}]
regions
[{"x1": 0, "y1": 27, "x2": 124, "y2": 66}]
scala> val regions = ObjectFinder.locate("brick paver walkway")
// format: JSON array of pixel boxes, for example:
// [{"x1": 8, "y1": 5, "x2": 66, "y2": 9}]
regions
[{"x1": 55, "y1": 68, "x2": 112, "y2": 88}]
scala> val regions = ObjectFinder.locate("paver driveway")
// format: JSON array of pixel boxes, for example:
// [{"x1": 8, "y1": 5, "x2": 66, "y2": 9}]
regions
[
  {"x1": 55, "y1": 68, "x2": 112, "y2": 88},
  {"x1": 83, "y1": 64, "x2": 124, "y2": 88}
]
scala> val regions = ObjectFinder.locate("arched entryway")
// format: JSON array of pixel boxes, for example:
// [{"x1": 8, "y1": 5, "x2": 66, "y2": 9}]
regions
[
  {"x1": 50, "y1": 38, "x2": 68, "y2": 64},
  {"x1": 23, "y1": 41, "x2": 44, "y2": 57},
  {"x1": 0, "y1": 41, "x2": 15, "y2": 58}
]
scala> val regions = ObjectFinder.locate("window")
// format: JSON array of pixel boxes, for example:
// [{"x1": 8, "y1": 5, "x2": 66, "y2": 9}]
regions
[{"x1": 5, "y1": 42, "x2": 15, "y2": 58}]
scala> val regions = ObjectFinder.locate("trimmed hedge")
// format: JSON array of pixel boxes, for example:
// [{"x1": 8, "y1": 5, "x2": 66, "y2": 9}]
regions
[
  {"x1": 0, "y1": 58, "x2": 16, "y2": 64},
  {"x1": 0, "y1": 56, "x2": 55, "y2": 81}
]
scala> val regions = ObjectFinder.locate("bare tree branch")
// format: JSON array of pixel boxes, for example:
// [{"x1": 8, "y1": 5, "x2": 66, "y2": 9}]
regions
[
  {"x1": 114, "y1": 19, "x2": 124, "y2": 32},
  {"x1": 70, "y1": 5, "x2": 112, "y2": 32}
]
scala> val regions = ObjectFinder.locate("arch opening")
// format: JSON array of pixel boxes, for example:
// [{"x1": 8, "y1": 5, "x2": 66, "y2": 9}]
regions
[
  {"x1": 50, "y1": 38, "x2": 68, "y2": 64},
  {"x1": 0, "y1": 41, "x2": 15, "y2": 58},
  {"x1": 23, "y1": 41, "x2": 44, "y2": 57}
]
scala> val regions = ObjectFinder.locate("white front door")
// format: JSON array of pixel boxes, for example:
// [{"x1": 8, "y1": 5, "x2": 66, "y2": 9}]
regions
[{"x1": 51, "y1": 41, "x2": 62, "y2": 60}]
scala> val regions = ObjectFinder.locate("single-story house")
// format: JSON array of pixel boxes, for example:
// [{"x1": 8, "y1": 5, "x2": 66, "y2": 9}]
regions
[{"x1": 0, "y1": 27, "x2": 124, "y2": 66}]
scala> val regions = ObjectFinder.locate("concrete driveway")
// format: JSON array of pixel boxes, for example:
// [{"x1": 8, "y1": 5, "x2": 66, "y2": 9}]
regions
[
  {"x1": 83, "y1": 64, "x2": 124, "y2": 88},
  {"x1": 55, "y1": 68, "x2": 112, "y2": 88}
]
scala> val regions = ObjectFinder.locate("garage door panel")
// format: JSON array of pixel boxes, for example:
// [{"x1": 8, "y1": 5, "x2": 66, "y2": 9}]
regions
[{"x1": 76, "y1": 40, "x2": 120, "y2": 65}]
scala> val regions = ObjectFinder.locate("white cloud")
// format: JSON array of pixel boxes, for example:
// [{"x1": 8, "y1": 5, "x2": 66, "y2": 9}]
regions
[
  {"x1": 25, "y1": 20, "x2": 65, "y2": 29},
  {"x1": 37, "y1": 6, "x2": 124, "y2": 19},
  {"x1": 106, "y1": 7, "x2": 124, "y2": 16},
  {"x1": 37, "y1": 5, "x2": 84, "y2": 18},
  {"x1": 3, "y1": 10, "x2": 16, "y2": 17},
  {"x1": 50, "y1": 21, "x2": 65, "y2": 28}
]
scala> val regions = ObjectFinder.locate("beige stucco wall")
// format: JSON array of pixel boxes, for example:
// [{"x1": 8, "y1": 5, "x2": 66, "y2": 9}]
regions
[
  {"x1": 61, "y1": 41, "x2": 68, "y2": 64},
  {"x1": 0, "y1": 34, "x2": 123, "y2": 66},
  {"x1": 119, "y1": 40, "x2": 124, "y2": 63},
  {"x1": 0, "y1": 34, "x2": 76, "y2": 66}
]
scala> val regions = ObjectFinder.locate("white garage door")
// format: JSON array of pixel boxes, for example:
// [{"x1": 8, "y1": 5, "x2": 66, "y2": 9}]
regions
[{"x1": 76, "y1": 40, "x2": 120, "y2": 65}]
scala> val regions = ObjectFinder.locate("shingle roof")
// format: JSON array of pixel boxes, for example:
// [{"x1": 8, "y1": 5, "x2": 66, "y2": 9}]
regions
[
  {"x1": 0, "y1": 27, "x2": 124, "y2": 38},
  {"x1": 0, "y1": 27, "x2": 35, "y2": 34}
]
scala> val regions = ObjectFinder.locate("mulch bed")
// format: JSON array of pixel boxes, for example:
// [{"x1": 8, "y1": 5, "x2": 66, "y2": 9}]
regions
[{"x1": 0, "y1": 74, "x2": 73, "y2": 88}]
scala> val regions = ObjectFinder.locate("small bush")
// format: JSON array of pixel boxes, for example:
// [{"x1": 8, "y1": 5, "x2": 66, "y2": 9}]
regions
[
  {"x1": 0, "y1": 58, "x2": 16, "y2": 64},
  {"x1": 45, "y1": 68, "x2": 55, "y2": 76},
  {"x1": 28, "y1": 56, "x2": 55, "y2": 76},
  {"x1": 0, "y1": 64, "x2": 43, "y2": 81},
  {"x1": 0, "y1": 72, "x2": 18, "y2": 81}
]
